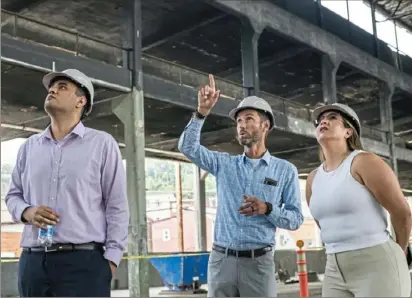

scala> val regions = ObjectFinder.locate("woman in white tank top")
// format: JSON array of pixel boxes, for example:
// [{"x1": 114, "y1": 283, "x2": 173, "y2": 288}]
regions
[{"x1": 306, "y1": 103, "x2": 411, "y2": 297}]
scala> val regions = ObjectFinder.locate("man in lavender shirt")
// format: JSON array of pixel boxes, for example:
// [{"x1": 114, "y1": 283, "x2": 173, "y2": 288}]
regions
[{"x1": 5, "y1": 68, "x2": 129, "y2": 297}]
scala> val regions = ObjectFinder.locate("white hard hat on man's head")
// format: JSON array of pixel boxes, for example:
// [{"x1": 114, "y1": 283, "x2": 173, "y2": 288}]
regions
[
  {"x1": 311, "y1": 103, "x2": 361, "y2": 136},
  {"x1": 229, "y1": 96, "x2": 275, "y2": 130},
  {"x1": 42, "y1": 69, "x2": 94, "y2": 117}
]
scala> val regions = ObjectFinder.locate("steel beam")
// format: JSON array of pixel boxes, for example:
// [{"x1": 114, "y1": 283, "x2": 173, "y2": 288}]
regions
[
  {"x1": 370, "y1": 1, "x2": 380, "y2": 59},
  {"x1": 143, "y1": 74, "x2": 237, "y2": 117},
  {"x1": 1, "y1": 34, "x2": 131, "y2": 92},
  {"x1": 0, "y1": 34, "x2": 238, "y2": 117},
  {"x1": 142, "y1": 14, "x2": 225, "y2": 52},
  {"x1": 116, "y1": 0, "x2": 149, "y2": 297},
  {"x1": 321, "y1": 55, "x2": 340, "y2": 104},
  {"x1": 379, "y1": 83, "x2": 398, "y2": 174},
  {"x1": 240, "y1": 18, "x2": 263, "y2": 97},
  {"x1": 393, "y1": 116, "x2": 412, "y2": 129},
  {"x1": 2, "y1": 29, "x2": 412, "y2": 164},
  {"x1": 211, "y1": 0, "x2": 412, "y2": 95},
  {"x1": 217, "y1": 46, "x2": 308, "y2": 78}
]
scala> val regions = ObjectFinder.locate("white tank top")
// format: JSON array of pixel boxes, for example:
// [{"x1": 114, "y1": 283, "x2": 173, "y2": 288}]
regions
[{"x1": 309, "y1": 150, "x2": 390, "y2": 254}]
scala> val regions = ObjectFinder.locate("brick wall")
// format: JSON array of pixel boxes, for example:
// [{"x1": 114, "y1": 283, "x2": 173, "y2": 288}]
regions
[{"x1": 1, "y1": 232, "x2": 22, "y2": 257}]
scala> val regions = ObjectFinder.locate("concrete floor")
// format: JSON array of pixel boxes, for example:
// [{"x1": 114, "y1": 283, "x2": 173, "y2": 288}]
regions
[
  {"x1": 111, "y1": 270, "x2": 412, "y2": 297},
  {"x1": 111, "y1": 281, "x2": 323, "y2": 297}
]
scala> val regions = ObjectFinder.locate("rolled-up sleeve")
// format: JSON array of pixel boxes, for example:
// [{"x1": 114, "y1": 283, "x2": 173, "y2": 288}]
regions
[
  {"x1": 178, "y1": 118, "x2": 227, "y2": 176},
  {"x1": 5, "y1": 142, "x2": 32, "y2": 223},
  {"x1": 266, "y1": 164, "x2": 304, "y2": 230},
  {"x1": 101, "y1": 135, "x2": 129, "y2": 266}
]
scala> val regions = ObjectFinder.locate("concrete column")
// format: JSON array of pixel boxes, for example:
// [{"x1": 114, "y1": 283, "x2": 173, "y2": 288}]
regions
[
  {"x1": 193, "y1": 165, "x2": 207, "y2": 251},
  {"x1": 114, "y1": 0, "x2": 149, "y2": 296},
  {"x1": 379, "y1": 82, "x2": 397, "y2": 241},
  {"x1": 241, "y1": 18, "x2": 263, "y2": 97},
  {"x1": 370, "y1": 1, "x2": 380, "y2": 58},
  {"x1": 321, "y1": 55, "x2": 340, "y2": 104},
  {"x1": 379, "y1": 83, "x2": 397, "y2": 174},
  {"x1": 315, "y1": 0, "x2": 323, "y2": 28},
  {"x1": 175, "y1": 163, "x2": 184, "y2": 252}
]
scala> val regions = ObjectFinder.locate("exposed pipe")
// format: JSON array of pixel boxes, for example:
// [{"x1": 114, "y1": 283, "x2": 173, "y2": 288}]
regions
[
  {"x1": 395, "y1": 128, "x2": 412, "y2": 137},
  {"x1": 1, "y1": 123, "x2": 43, "y2": 133},
  {"x1": 1, "y1": 57, "x2": 131, "y2": 93}
]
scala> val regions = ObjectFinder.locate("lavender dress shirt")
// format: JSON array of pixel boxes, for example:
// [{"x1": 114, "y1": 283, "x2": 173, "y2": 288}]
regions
[{"x1": 5, "y1": 122, "x2": 129, "y2": 266}]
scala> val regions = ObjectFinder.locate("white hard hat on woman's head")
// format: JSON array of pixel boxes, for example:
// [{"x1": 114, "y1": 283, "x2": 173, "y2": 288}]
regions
[
  {"x1": 42, "y1": 69, "x2": 94, "y2": 116},
  {"x1": 229, "y1": 96, "x2": 275, "y2": 130},
  {"x1": 311, "y1": 103, "x2": 361, "y2": 136}
]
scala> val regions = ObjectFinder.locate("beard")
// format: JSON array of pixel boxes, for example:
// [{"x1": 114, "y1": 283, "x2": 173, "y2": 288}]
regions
[{"x1": 236, "y1": 131, "x2": 261, "y2": 147}]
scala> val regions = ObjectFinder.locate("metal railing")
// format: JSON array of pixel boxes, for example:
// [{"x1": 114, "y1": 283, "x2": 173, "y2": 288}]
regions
[{"x1": 1, "y1": 9, "x2": 129, "y2": 66}]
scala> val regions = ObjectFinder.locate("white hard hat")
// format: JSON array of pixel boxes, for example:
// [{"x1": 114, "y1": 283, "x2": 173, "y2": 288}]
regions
[
  {"x1": 312, "y1": 103, "x2": 361, "y2": 136},
  {"x1": 229, "y1": 96, "x2": 275, "y2": 130},
  {"x1": 43, "y1": 69, "x2": 94, "y2": 116}
]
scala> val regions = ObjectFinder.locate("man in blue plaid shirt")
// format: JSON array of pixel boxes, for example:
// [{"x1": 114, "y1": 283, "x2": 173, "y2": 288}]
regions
[{"x1": 178, "y1": 75, "x2": 304, "y2": 297}]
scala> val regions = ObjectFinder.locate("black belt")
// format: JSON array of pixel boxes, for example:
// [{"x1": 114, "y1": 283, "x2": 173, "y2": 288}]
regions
[
  {"x1": 23, "y1": 243, "x2": 103, "y2": 253},
  {"x1": 212, "y1": 244, "x2": 272, "y2": 258}
]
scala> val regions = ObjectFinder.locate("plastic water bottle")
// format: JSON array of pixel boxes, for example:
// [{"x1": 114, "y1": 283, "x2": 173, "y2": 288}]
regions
[{"x1": 38, "y1": 225, "x2": 55, "y2": 247}]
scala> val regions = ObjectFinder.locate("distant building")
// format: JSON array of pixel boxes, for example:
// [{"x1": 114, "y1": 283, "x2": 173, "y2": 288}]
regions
[
  {"x1": 149, "y1": 207, "x2": 216, "y2": 253},
  {"x1": 0, "y1": 181, "x2": 321, "y2": 257}
]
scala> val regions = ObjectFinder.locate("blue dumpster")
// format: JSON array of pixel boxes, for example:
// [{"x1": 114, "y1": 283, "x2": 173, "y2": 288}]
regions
[{"x1": 150, "y1": 252, "x2": 210, "y2": 291}]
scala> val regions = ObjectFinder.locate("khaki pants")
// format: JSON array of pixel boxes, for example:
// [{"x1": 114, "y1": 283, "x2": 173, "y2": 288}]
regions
[
  {"x1": 207, "y1": 249, "x2": 277, "y2": 297},
  {"x1": 323, "y1": 238, "x2": 411, "y2": 297}
]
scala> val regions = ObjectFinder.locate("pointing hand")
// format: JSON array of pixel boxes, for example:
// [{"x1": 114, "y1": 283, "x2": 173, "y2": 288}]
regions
[{"x1": 197, "y1": 74, "x2": 220, "y2": 117}]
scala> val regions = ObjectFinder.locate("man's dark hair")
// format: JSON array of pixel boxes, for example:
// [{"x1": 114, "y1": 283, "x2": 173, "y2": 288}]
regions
[
  {"x1": 256, "y1": 110, "x2": 271, "y2": 141},
  {"x1": 257, "y1": 110, "x2": 271, "y2": 130},
  {"x1": 75, "y1": 87, "x2": 90, "y2": 119},
  {"x1": 258, "y1": 111, "x2": 269, "y2": 123}
]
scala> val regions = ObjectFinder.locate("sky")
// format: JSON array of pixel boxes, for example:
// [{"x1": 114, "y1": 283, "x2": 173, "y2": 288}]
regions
[
  {"x1": 323, "y1": 0, "x2": 412, "y2": 57},
  {"x1": 1, "y1": 138, "x2": 25, "y2": 165},
  {"x1": 1, "y1": 1, "x2": 411, "y2": 164}
]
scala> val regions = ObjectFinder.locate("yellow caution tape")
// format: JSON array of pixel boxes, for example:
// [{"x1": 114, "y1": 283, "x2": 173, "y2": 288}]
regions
[
  {"x1": 1, "y1": 258, "x2": 20, "y2": 263},
  {"x1": 0, "y1": 251, "x2": 211, "y2": 263}
]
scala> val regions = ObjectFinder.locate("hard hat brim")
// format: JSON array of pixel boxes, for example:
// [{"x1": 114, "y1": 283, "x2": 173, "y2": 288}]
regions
[
  {"x1": 312, "y1": 104, "x2": 361, "y2": 135},
  {"x1": 42, "y1": 71, "x2": 93, "y2": 116},
  {"x1": 43, "y1": 72, "x2": 79, "y2": 91}
]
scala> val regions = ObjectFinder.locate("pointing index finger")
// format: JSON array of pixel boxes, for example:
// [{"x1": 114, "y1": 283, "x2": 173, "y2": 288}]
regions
[{"x1": 209, "y1": 74, "x2": 215, "y2": 90}]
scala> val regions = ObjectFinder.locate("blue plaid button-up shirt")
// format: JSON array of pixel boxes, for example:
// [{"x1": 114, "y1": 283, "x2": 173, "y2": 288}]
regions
[{"x1": 178, "y1": 118, "x2": 304, "y2": 250}]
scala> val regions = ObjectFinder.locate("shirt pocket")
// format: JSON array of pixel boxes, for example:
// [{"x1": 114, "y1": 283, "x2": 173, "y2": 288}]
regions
[{"x1": 260, "y1": 183, "x2": 281, "y2": 206}]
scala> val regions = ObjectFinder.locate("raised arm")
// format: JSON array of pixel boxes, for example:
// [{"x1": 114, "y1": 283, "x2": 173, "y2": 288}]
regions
[
  {"x1": 352, "y1": 152, "x2": 412, "y2": 253},
  {"x1": 178, "y1": 74, "x2": 227, "y2": 176}
]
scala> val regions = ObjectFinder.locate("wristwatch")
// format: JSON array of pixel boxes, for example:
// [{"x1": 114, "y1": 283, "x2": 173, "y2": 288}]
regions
[
  {"x1": 265, "y1": 202, "x2": 273, "y2": 216},
  {"x1": 193, "y1": 110, "x2": 206, "y2": 119}
]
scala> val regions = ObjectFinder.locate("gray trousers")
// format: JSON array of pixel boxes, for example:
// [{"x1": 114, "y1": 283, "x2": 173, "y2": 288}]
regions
[
  {"x1": 323, "y1": 238, "x2": 411, "y2": 297},
  {"x1": 207, "y1": 248, "x2": 277, "y2": 297}
]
